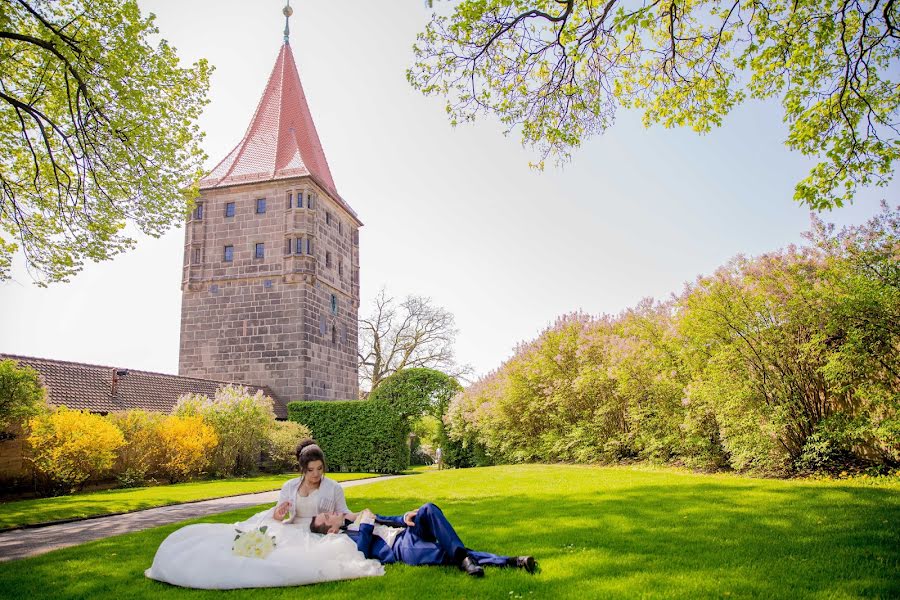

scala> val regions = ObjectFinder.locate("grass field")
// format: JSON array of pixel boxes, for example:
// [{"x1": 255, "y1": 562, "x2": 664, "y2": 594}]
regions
[
  {"x1": 0, "y1": 472, "x2": 378, "y2": 530},
  {"x1": 0, "y1": 464, "x2": 897, "y2": 599}
]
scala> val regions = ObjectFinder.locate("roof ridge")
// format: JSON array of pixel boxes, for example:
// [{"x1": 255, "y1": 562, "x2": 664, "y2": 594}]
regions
[{"x1": 0, "y1": 353, "x2": 270, "y2": 390}]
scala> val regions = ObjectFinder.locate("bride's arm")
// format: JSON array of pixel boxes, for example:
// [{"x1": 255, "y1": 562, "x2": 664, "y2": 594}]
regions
[
  {"x1": 331, "y1": 479, "x2": 354, "y2": 519},
  {"x1": 272, "y1": 479, "x2": 295, "y2": 520}
]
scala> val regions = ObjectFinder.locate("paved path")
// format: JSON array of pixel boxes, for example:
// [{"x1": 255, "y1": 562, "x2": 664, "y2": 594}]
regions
[{"x1": 0, "y1": 475, "x2": 402, "y2": 563}]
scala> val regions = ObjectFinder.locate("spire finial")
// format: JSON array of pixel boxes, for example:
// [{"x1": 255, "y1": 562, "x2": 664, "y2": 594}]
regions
[{"x1": 283, "y1": 1, "x2": 293, "y2": 44}]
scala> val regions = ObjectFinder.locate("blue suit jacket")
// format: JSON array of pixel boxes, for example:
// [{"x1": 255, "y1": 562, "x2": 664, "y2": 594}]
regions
[{"x1": 343, "y1": 514, "x2": 407, "y2": 564}]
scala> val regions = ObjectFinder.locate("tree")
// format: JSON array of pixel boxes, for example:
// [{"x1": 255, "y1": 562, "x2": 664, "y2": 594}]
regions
[
  {"x1": 0, "y1": 358, "x2": 45, "y2": 431},
  {"x1": 0, "y1": 0, "x2": 211, "y2": 284},
  {"x1": 409, "y1": 0, "x2": 900, "y2": 210},
  {"x1": 368, "y1": 367, "x2": 463, "y2": 419},
  {"x1": 358, "y1": 289, "x2": 471, "y2": 393}
]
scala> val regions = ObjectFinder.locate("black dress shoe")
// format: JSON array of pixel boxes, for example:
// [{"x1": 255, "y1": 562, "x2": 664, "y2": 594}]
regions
[
  {"x1": 513, "y1": 556, "x2": 536, "y2": 574},
  {"x1": 459, "y1": 556, "x2": 485, "y2": 577}
]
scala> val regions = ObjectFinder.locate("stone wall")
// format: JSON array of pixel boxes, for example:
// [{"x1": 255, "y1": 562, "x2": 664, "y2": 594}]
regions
[{"x1": 179, "y1": 176, "x2": 360, "y2": 402}]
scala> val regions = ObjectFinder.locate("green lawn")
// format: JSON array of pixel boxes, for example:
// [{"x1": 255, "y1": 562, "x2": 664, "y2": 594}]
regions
[
  {"x1": 0, "y1": 472, "x2": 378, "y2": 530},
  {"x1": 0, "y1": 464, "x2": 897, "y2": 599}
]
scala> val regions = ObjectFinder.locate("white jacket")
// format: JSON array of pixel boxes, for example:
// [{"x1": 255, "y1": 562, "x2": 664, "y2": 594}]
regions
[{"x1": 270, "y1": 476, "x2": 350, "y2": 522}]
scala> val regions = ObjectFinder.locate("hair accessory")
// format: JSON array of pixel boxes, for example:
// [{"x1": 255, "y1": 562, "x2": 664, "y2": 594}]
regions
[{"x1": 300, "y1": 443, "x2": 322, "y2": 456}]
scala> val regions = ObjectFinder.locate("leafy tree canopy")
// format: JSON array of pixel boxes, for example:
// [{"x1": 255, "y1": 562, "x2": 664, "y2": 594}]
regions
[
  {"x1": 368, "y1": 367, "x2": 463, "y2": 420},
  {"x1": 0, "y1": 358, "x2": 45, "y2": 430},
  {"x1": 410, "y1": 0, "x2": 900, "y2": 210},
  {"x1": 0, "y1": 0, "x2": 211, "y2": 284}
]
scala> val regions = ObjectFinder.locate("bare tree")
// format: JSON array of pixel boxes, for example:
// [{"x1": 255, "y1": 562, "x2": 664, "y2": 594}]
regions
[{"x1": 358, "y1": 289, "x2": 471, "y2": 394}]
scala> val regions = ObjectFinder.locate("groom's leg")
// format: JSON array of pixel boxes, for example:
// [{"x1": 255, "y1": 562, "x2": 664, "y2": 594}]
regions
[
  {"x1": 410, "y1": 503, "x2": 467, "y2": 564},
  {"x1": 467, "y1": 550, "x2": 512, "y2": 567}
]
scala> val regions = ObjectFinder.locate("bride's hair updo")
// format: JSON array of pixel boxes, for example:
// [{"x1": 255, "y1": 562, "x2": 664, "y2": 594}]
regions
[{"x1": 295, "y1": 438, "x2": 326, "y2": 473}]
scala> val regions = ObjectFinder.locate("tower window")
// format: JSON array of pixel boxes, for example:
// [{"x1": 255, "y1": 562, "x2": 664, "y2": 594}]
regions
[
  {"x1": 192, "y1": 247, "x2": 201, "y2": 264},
  {"x1": 295, "y1": 237, "x2": 303, "y2": 254},
  {"x1": 338, "y1": 221, "x2": 343, "y2": 235},
  {"x1": 307, "y1": 194, "x2": 314, "y2": 209},
  {"x1": 285, "y1": 238, "x2": 292, "y2": 255},
  {"x1": 193, "y1": 203, "x2": 203, "y2": 220},
  {"x1": 224, "y1": 245, "x2": 234, "y2": 262},
  {"x1": 255, "y1": 243, "x2": 265, "y2": 259},
  {"x1": 331, "y1": 324, "x2": 337, "y2": 344},
  {"x1": 330, "y1": 294, "x2": 338, "y2": 315},
  {"x1": 325, "y1": 211, "x2": 332, "y2": 225},
  {"x1": 325, "y1": 251, "x2": 332, "y2": 268},
  {"x1": 225, "y1": 202, "x2": 235, "y2": 217},
  {"x1": 296, "y1": 191, "x2": 304, "y2": 208},
  {"x1": 306, "y1": 238, "x2": 313, "y2": 255},
  {"x1": 338, "y1": 261, "x2": 343, "y2": 277},
  {"x1": 286, "y1": 192, "x2": 292, "y2": 209},
  {"x1": 256, "y1": 198, "x2": 267, "y2": 214}
]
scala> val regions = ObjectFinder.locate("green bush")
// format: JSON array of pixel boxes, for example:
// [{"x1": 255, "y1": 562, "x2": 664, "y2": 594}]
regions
[
  {"x1": 263, "y1": 420, "x2": 312, "y2": 472},
  {"x1": 288, "y1": 400, "x2": 409, "y2": 473},
  {"x1": 0, "y1": 359, "x2": 46, "y2": 431},
  {"x1": 369, "y1": 368, "x2": 462, "y2": 419}
]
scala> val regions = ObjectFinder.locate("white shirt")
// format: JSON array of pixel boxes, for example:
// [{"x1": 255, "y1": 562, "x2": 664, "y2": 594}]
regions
[{"x1": 347, "y1": 514, "x2": 404, "y2": 548}]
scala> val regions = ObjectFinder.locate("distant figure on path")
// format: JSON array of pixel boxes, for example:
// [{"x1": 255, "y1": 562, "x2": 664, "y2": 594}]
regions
[{"x1": 435, "y1": 446, "x2": 443, "y2": 470}]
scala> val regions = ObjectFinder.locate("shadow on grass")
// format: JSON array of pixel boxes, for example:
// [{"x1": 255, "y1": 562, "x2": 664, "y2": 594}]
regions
[{"x1": 0, "y1": 467, "x2": 897, "y2": 599}]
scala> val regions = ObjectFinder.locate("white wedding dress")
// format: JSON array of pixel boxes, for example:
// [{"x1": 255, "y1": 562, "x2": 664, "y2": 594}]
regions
[{"x1": 145, "y1": 490, "x2": 384, "y2": 589}]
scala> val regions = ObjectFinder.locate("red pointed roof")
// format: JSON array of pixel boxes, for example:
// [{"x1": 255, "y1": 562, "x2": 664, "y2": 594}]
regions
[{"x1": 201, "y1": 43, "x2": 356, "y2": 220}]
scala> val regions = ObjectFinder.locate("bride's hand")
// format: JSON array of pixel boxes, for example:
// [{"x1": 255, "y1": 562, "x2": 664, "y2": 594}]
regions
[
  {"x1": 273, "y1": 502, "x2": 291, "y2": 521},
  {"x1": 403, "y1": 510, "x2": 417, "y2": 526}
]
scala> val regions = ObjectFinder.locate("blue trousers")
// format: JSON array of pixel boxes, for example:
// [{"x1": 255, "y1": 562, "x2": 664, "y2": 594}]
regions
[{"x1": 392, "y1": 503, "x2": 510, "y2": 567}]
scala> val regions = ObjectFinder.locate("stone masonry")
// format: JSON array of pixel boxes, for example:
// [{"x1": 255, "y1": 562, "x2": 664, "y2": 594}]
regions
[{"x1": 179, "y1": 178, "x2": 360, "y2": 401}]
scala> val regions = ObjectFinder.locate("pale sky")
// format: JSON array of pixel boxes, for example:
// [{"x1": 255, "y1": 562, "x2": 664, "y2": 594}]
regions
[{"x1": 1, "y1": 1, "x2": 895, "y2": 385}]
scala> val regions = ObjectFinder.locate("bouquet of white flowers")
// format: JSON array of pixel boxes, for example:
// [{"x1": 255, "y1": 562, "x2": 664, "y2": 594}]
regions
[{"x1": 232, "y1": 525, "x2": 277, "y2": 559}]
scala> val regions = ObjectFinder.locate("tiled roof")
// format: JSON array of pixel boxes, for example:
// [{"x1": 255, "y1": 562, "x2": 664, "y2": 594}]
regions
[
  {"x1": 0, "y1": 354, "x2": 287, "y2": 419},
  {"x1": 199, "y1": 42, "x2": 359, "y2": 224}
]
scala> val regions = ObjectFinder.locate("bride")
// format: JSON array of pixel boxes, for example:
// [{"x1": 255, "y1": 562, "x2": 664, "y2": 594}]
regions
[{"x1": 145, "y1": 439, "x2": 383, "y2": 589}]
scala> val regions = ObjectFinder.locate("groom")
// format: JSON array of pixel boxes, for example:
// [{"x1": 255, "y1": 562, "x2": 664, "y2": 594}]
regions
[{"x1": 310, "y1": 502, "x2": 535, "y2": 577}]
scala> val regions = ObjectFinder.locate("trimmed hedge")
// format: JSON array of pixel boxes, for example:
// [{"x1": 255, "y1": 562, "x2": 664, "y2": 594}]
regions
[{"x1": 288, "y1": 400, "x2": 409, "y2": 473}]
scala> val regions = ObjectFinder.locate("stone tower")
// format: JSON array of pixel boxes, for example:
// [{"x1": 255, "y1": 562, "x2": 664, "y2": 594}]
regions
[{"x1": 178, "y1": 12, "x2": 360, "y2": 401}]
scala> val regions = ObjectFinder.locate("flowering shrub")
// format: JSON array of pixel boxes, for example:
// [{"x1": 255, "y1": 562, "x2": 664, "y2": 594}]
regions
[
  {"x1": 447, "y1": 206, "x2": 900, "y2": 475},
  {"x1": 155, "y1": 414, "x2": 217, "y2": 482},
  {"x1": 26, "y1": 407, "x2": 125, "y2": 491},
  {"x1": 106, "y1": 409, "x2": 165, "y2": 485},
  {"x1": 264, "y1": 420, "x2": 312, "y2": 472},
  {"x1": 175, "y1": 385, "x2": 275, "y2": 476}
]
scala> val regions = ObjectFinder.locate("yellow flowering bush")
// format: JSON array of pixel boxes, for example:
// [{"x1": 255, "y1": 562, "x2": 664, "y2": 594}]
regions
[
  {"x1": 26, "y1": 407, "x2": 125, "y2": 491},
  {"x1": 155, "y1": 414, "x2": 217, "y2": 482},
  {"x1": 106, "y1": 409, "x2": 165, "y2": 486},
  {"x1": 175, "y1": 386, "x2": 275, "y2": 476}
]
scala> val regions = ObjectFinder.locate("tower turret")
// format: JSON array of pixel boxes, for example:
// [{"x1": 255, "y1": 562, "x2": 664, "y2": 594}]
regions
[{"x1": 179, "y1": 6, "x2": 360, "y2": 401}]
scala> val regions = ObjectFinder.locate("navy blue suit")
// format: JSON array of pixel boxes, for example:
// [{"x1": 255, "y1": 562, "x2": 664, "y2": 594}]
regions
[{"x1": 343, "y1": 503, "x2": 510, "y2": 567}]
